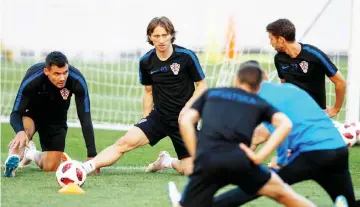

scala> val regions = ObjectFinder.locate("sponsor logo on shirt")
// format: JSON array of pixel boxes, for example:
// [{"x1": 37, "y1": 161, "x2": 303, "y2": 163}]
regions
[
  {"x1": 138, "y1": 118, "x2": 147, "y2": 124},
  {"x1": 150, "y1": 66, "x2": 168, "y2": 74},
  {"x1": 281, "y1": 65, "x2": 290, "y2": 70}
]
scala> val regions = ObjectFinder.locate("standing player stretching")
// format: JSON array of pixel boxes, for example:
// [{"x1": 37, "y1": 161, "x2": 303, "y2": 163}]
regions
[
  {"x1": 168, "y1": 62, "x2": 315, "y2": 207},
  {"x1": 81, "y1": 16, "x2": 207, "y2": 175},
  {"x1": 267, "y1": 18, "x2": 346, "y2": 117},
  {"x1": 212, "y1": 61, "x2": 360, "y2": 207},
  {"x1": 4, "y1": 51, "x2": 97, "y2": 177}
]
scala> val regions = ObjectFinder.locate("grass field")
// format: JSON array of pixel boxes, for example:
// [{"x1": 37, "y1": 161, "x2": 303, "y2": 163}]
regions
[
  {"x1": 0, "y1": 52, "x2": 356, "y2": 206},
  {"x1": 1, "y1": 124, "x2": 360, "y2": 207}
]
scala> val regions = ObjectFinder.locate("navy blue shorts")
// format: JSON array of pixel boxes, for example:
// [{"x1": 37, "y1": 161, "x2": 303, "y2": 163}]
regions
[
  {"x1": 181, "y1": 146, "x2": 271, "y2": 207},
  {"x1": 278, "y1": 147, "x2": 356, "y2": 205},
  {"x1": 134, "y1": 110, "x2": 190, "y2": 159},
  {"x1": 24, "y1": 110, "x2": 67, "y2": 152},
  {"x1": 212, "y1": 147, "x2": 358, "y2": 207}
]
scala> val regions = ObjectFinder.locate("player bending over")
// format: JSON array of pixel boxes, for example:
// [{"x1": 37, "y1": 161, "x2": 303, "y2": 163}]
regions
[
  {"x1": 81, "y1": 16, "x2": 207, "y2": 175},
  {"x1": 212, "y1": 61, "x2": 360, "y2": 207},
  {"x1": 168, "y1": 61, "x2": 315, "y2": 207},
  {"x1": 4, "y1": 51, "x2": 98, "y2": 177}
]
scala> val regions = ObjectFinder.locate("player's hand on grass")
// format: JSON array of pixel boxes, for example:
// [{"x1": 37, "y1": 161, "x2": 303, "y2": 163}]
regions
[
  {"x1": 239, "y1": 143, "x2": 262, "y2": 165},
  {"x1": 325, "y1": 107, "x2": 339, "y2": 118},
  {"x1": 8, "y1": 131, "x2": 29, "y2": 149},
  {"x1": 87, "y1": 157, "x2": 100, "y2": 175}
]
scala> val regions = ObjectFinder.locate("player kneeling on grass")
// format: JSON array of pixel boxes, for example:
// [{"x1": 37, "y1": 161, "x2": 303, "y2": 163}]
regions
[
  {"x1": 4, "y1": 51, "x2": 99, "y2": 177},
  {"x1": 212, "y1": 61, "x2": 360, "y2": 207},
  {"x1": 168, "y1": 62, "x2": 316, "y2": 207},
  {"x1": 81, "y1": 16, "x2": 207, "y2": 175}
]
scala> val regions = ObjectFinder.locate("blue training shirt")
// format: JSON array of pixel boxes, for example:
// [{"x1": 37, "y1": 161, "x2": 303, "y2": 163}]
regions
[{"x1": 258, "y1": 82, "x2": 346, "y2": 166}]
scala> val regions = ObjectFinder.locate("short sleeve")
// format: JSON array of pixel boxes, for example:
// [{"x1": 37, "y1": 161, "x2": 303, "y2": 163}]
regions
[
  {"x1": 139, "y1": 60, "x2": 152, "y2": 85},
  {"x1": 274, "y1": 54, "x2": 284, "y2": 79},
  {"x1": 261, "y1": 101, "x2": 279, "y2": 123},
  {"x1": 303, "y1": 46, "x2": 338, "y2": 77},
  {"x1": 186, "y1": 50, "x2": 205, "y2": 82}
]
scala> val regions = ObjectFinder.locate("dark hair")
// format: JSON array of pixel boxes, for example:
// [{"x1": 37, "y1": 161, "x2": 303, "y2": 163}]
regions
[
  {"x1": 237, "y1": 60, "x2": 263, "y2": 91},
  {"x1": 146, "y1": 16, "x2": 176, "y2": 45},
  {"x1": 266, "y1": 19, "x2": 296, "y2": 42},
  {"x1": 45, "y1": 51, "x2": 68, "y2": 69}
]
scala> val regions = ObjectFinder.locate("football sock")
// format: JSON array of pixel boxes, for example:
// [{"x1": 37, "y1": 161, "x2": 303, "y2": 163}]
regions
[
  {"x1": 82, "y1": 160, "x2": 96, "y2": 174},
  {"x1": 24, "y1": 148, "x2": 37, "y2": 161},
  {"x1": 163, "y1": 156, "x2": 176, "y2": 169}
]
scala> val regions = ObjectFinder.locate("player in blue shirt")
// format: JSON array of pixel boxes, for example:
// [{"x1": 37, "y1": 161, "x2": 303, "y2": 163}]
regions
[
  {"x1": 167, "y1": 61, "x2": 315, "y2": 207},
  {"x1": 213, "y1": 61, "x2": 359, "y2": 207}
]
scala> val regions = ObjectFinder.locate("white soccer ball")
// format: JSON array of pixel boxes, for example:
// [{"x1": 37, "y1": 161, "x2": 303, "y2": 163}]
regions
[
  {"x1": 343, "y1": 121, "x2": 360, "y2": 144},
  {"x1": 56, "y1": 160, "x2": 87, "y2": 187},
  {"x1": 339, "y1": 125, "x2": 358, "y2": 147}
]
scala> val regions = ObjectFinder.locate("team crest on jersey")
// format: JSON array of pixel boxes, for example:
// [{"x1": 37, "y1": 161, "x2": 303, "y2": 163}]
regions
[
  {"x1": 60, "y1": 88, "x2": 70, "y2": 100},
  {"x1": 299, "y1": 61, "x2": 309, "y2": 73},
  {"x1": 170, "y1": 63, "x2": 180, "y2": 75}
]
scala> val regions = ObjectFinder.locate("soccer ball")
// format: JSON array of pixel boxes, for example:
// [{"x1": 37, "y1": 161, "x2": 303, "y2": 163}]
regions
[
  {"x1": 343, "y1": 121, "x2": 360, "y2": 144},
  {"x1": 56, "y1": 160, "x2": 87, "y2": 187},
  {"x1": 339, "y1": 124, "x2": 358, "y2": 147}
]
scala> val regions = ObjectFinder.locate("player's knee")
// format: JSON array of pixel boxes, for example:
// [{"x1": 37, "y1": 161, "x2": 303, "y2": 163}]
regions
[
  {"x1": 114, "y1": 136, "x2": 137, "y2": 153},
  {"x1": 258, "y1": 173, "x2": 290, "y2": 201},
  {"x1": 266, "y1": 182, "x2": 293, "y2": 202},
  {"x1": 272, "y1": 184, "x2": 292, "y2": 202}
]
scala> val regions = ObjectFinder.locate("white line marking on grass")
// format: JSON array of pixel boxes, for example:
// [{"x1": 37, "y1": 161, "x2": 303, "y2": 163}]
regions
[{"x1": 2, "y1": 164, "x2": 146, "y2": 171}]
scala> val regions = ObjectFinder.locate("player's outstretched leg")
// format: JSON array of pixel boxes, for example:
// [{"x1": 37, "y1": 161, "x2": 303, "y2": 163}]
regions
[
  {"x1": 258, "y1": 172, "x2": 316, "y2": 207},
  {"x1": 82, "y1": 126, "x2": 150, "y2": 174},
  {"x1": 4, "y1": 116, "x2": 36, "y2": 177}
]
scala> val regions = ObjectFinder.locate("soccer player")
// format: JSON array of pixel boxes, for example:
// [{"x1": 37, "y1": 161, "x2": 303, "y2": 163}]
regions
[
  {"x1": 81, "y1": 16, "x2": 207, "y2": 175},
  {"x1": 212, "y1": 61, "x2": 360, "y2": 207},
  {"x1": 168, "y1": 62, "x2": 316, "y2": 207},
  {"x1": 267, "y1": 18, "x2": 346, "y2": 118},
  {"x1": 4, "y1": 51, "x2": 98, "y2": 177}
]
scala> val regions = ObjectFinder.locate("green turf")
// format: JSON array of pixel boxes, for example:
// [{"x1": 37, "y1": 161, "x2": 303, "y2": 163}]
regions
[{"x1": 1, "y1": 124, "x2": 359, "y2": 207}]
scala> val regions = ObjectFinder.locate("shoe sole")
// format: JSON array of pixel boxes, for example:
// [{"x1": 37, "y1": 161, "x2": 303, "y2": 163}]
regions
[
  {"x1": 4, "y1": 156, "x2": 20, "y2": 177},
  {"x1": 334, "y1": 195, "x2": 348, "y2": 207},
  {"x1": 168, "y1": 182, "x2": 181, "y2": 207},
  {"x1": 168, "y1": 182, "x2": 176, "y2": 207}
]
